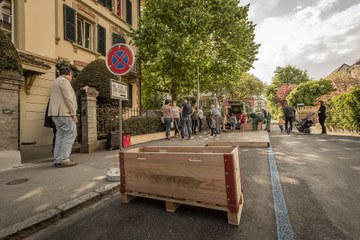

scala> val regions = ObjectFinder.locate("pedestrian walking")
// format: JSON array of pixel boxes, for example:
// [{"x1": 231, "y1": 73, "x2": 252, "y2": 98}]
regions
[
  {"x1": 161, "y1": 99, "x2": 173, "y2": 140},
  {"x1": 210, "y1": 104, "x2": 221, "y2": 134},
  {"x1": 171, "y1": 101, "x2": 181, "y2": 137},
  {"x1": 181, "y1": 98, "x2": 192, "y2": 140},
  {"x1": 209, "y1": 115, "x2": 217, "y2": 137},
  {"x1": 278, "y1": 116, "x2": 284, "y2": 132},
  {"x1": 318, "y1": 100, "x2": 327, "y2": 135},
  {"x1": 248, "y1": 112, "x2": 259, "y2": 130},
  {"x1": 265, "y1": 111, "x2": 272, "y2": 132},
  {"x1": 48, "y1": 67, "x2": 78, "y2": 167},
  {"x1": 283, "y1": 102, "x2": 296, "y2": 134}
]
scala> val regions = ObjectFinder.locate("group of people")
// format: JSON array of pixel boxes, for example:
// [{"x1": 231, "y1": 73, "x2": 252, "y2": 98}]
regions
[
  {"x1": 160, "y1": 98, "x2": 206, "y2": 140},
  {"x1": 278, "y1": 101, "x2": 327, "y2": 134}
]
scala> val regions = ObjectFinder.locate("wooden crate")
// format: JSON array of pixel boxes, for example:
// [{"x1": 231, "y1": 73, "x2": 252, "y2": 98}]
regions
[
  {"x1": 243, "y1": 122, "x2": 263, "y2": 131},
  {"x1": 119, "y1": 146, "x2": 244, "y2": 225}
]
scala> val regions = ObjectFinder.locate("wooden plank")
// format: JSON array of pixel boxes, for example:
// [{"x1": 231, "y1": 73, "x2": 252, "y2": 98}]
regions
[
  {"x1": 121, "y1": 193, "x2": 136, "y2": 203},
  {"x1": 140, "y1": 146, "x2": 235, "y2": 153},
  {"x1": 227, "y1": 193, "x2": 244, "y2": 226},
  {"x1": 207, "y1": 141, "x2": 269, "y2": 148},
  {"x1": 165, "y1": 201, "x2": 181, "y2": 213}
]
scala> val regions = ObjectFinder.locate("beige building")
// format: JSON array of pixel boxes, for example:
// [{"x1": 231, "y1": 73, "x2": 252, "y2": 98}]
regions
[{"x1": 0, "y1": 0, "x2": 141, "y2": 146}]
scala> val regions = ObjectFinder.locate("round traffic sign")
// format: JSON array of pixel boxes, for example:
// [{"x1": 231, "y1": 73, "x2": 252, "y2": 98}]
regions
[{"x1": 106, "y1": 44, "x2": 135, "y2": 76}]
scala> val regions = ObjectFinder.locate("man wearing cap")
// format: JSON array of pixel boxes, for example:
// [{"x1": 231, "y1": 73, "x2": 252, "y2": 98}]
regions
[{"x1": 48, "y1": 67, "x2": 78, "y2": 167}]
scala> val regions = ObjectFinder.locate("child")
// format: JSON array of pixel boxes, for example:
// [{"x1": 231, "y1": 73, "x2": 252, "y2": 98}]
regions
[
  {"x1": 278, "y1": 116, "x2": 284, "y2": 132},
  {"x1": 229, "y1": 113, "x2": 236, "y2": 131},
  {"x1": 210, "y1": 115, "x2": 217, "y2": 137},
  {"x1": 239, "y1": 111, "x2": 246, "y2": 131}
]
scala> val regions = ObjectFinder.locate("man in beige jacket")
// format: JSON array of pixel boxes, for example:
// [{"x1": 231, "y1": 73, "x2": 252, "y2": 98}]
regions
[{"x1": 48, "y1": 67, "x2": 78, "y2": 167}]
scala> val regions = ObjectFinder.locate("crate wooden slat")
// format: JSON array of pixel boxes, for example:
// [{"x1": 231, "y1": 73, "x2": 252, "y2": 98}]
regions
[{"x1": 119, "y1": 146, "x2": 243, "y2": 225}]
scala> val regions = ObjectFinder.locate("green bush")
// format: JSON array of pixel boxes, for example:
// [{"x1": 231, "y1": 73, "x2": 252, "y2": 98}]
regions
[
  {"x1": 0, "y1": 30, "x2": 22, "y2": 74},
  {"x1": 73, "y1": 59, "x2": 118, "y2": 105},
  {"x1": 123, "y1": 116, "x2": 164, "y2": 136},
  {"x1": 327, "y1": 88, "x2": 360, "y2": 131}
]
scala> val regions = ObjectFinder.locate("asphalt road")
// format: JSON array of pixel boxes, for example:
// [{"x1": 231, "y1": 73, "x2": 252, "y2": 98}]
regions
[{"x1": 25, "y1": 129, "x2": 360, "y2": 240}]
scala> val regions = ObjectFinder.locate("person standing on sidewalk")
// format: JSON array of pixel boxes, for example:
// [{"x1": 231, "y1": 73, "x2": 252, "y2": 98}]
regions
[
  {"x1": 318, "y1": 100, "x2": 327, "y2": 135},
  {"x1": 283, "y1": 102, "x2": 296, "y2": 134},
  {"x1": 181, "y1": 98, "x2": 192, "y2": 140},
  {"x1": 191, "y1": 106, "x2": 199, "y2": 135},
  {"x1": 210, "y1": 104, "x2": 221, "y2": 134},
  {"x1": 161, "y1": 99, "x2": 173, "y2": 140},
  {"x1": 197, "y1": 106, "x2": 204, "y2": 133},
  {"x1": 48, "y1": 67, "x2": 78, "y2": 167},
  {"x1": 171, "y1": 101, "x2": 181, "y2": 137},
  {"x1": 248, "y1": 112, "x2": 259, "y2": 130}
]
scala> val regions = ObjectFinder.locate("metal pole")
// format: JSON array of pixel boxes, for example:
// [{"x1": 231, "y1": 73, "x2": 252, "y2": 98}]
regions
[
  {"x1": 119, "y1": 77, "x2": 123, "y2": 152},
  {"x1": 197, "y1": 65, "x2": 200, "y2": 108}
]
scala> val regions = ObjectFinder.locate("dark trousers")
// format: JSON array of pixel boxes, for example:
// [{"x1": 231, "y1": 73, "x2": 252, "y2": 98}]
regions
[
  {"x1": 285, "y1": 116, "x2": 294, "y2": 131},
  {"x1": 173, "y1": 118, "x2": 180, "y2": 135},
  {"x1": 52, "y1": 127, "x2": 57, "y2": 154},
  {"x1": 192, "y1": 119, "x2": 198, "y2": 134},
  {"x1": 319, "y1": 117, "x2": 326, "y2": 134},
  {"x1": 198, "y1": 118, "x2": 202, "y2": 132},
  {"x1": 210, "y1": 128, "x2": 217, "y2": 136},
  {"x1": 181, "y1": 117, "x2": 191, "y2": 139}
]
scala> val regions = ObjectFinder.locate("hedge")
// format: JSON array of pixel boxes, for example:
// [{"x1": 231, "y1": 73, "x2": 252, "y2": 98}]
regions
[
  {"x1": 327, "y1": 88, "x2": 360, "y2": 131},
  {"x1": 0, "y1": 30, "x2": 22, "y2": 74}
]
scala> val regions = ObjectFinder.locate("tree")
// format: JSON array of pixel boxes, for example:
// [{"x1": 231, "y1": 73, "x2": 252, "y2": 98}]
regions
[
  {"x1": 275, "y1": 84, "x2": 296, "y2": 105},
  {"x1": 228, "y1": 73, "x2": 266, "y2": 102},
  {"x1": 265, "y1": 65, "x2": 311, "y2": 116},
  {"x1": 286, "y1": 79, "x2": 335, "y2": 106},
  {"x1": 131, "y1": 0, "x2": 259, "y2": 102}
]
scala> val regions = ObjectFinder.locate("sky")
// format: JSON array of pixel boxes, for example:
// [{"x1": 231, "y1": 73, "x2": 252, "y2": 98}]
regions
[{"x1": 240, "y1": 0, "x2": 360, "y2": 84}]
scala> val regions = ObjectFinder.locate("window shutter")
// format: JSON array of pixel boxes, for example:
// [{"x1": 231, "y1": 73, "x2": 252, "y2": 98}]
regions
[
  {"x1": 126, "y1": 0, "x2": 132, "y2": 25},
  {"x1": 97, "y1": 25, "x2": 106, "y2": 56},
  {"x1": 63, "y1": 5, "x2": 76, "y2": 42},
  {"x1": 128, "y1": 84, "x2": 133, "y2": 108},
  {"x1": 112, "y1": 33, "x2": 126, "y2": 45},
  {"x1": 106, "y1": 0, "x2": 112, "y2": 10},
  {"x1": 98, "y1": 0, "x2": 106, "y2": 6}
]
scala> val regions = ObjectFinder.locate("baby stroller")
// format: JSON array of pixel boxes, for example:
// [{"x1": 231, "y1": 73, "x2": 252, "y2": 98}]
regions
[{"x1": 295, "y1": 112, "x2": 315, "y2": 134}]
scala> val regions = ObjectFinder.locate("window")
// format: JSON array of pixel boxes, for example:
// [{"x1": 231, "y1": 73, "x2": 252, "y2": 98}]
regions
[
  {"x1": 0, "y1": 0, "x2": 12, "y2": 40},
  {"x1": 126, "y1": 0, "x2": 132, "y2": 25},
  {"x1": 98, "y1": 0, "x2": 112, "y2": 10},
  {"x1": 77, "y1": 17, "x2": 93, "y2": 50},
  {"x1": 97, "y1": 25, "x2": 106, "y2": 56},
  {"x1": 112, "y1": 33, "x2": 125, "y2": 45},
  {"x1": 63, "y1": 5, "x2": 76, "y2": 42}
]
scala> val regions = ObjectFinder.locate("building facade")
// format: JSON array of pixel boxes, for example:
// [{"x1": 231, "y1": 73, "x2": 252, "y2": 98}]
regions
[{"x1": 0, "y1": 0, "x2": 141, "y2": 145}]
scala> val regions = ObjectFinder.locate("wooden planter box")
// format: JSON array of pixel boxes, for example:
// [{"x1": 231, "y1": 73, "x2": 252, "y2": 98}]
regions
[
  {"x1": 243, "y1": 122, "x2": 262, "y2": 131},
  {"x1": 119, "y1": 146, "x2": 244, "y2": 225}
]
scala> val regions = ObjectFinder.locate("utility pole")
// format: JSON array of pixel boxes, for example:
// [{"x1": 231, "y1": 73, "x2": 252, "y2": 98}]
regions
[{"x1": 197, "y1": 65, "x2": 200, "y2": 108}]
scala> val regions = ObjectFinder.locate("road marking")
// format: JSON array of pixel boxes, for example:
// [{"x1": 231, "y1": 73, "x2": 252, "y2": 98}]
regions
[{"x1": 268, "y1": 145, "x2": 295, "y2": 240}]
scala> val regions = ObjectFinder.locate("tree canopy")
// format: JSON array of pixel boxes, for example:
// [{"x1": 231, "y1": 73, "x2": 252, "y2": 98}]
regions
[{"x1": 131, "y1": 0, "x2": 259, "y2": 102}]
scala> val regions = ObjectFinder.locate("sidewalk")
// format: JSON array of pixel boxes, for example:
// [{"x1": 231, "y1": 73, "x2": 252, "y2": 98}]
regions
[{"x1": 0, "y1": 130, "x2": 269, "y2": 239}]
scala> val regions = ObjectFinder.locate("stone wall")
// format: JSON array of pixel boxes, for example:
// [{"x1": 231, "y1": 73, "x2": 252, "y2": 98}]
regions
[{"x1": 0, "y1": 70, "x2": 24, "y2": 151}]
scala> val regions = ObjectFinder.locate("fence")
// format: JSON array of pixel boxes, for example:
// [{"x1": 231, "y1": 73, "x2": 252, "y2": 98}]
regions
[{"x1": 96, "y1": 106, "x2": 163, "y2": 139}]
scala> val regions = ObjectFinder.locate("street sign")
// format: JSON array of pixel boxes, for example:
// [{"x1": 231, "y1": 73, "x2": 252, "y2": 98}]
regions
[
  {"x1": 106, "y1": 44, "x2": 135, "y2": 76},
  {"x1": 110, "y1": 79, "x2": 128, "y2": 100}
]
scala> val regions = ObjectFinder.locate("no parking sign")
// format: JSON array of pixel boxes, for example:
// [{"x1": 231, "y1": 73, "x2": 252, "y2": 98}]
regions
[{"x1": 106, "y1": 44, "x2": 135, "y2": 76}]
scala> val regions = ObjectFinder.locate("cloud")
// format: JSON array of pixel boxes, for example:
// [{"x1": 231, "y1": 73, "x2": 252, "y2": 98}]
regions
[{"x1": 250, "y1": 0, "x2": 360, "y2": 83}]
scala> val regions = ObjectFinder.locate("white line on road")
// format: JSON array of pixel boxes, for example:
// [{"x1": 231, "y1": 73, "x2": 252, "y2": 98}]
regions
[{"x1": 268, "y1": 145, "x2": 295, "y2": 240}]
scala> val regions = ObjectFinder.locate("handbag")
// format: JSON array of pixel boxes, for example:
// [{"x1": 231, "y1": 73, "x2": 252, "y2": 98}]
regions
[{"x1": 170, "y1": 122, "x2": 174, "y2": 129}]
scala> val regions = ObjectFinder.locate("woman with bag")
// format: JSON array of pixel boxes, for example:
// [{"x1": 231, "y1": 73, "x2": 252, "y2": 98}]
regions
[{"x1": 171, "y1": 101, "x2": 181, "y2": 137}]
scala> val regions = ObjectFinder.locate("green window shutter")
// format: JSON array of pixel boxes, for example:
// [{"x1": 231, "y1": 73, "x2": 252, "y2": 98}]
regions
[
  {"x1": 98, "y1": 0, "x2": 106, "y2": 6},
  {"x1": 112, "y1": 33, "x2": 126, "y2": 45},
  {"x1": 106, "y1": 0, "x2": 112, "y2": 10},
  {"x1": 63, "y1": 5, "x2": 76, "y2": 42},
  {"x1": 128, "y1": 84, "x2": 133, "y2": 108},
  {"x1": 97, "y1": 25, "x2": 106, "y2": 56},
  {"x1": 126, "y1": 0, "x2": 132, "y2": 25}
]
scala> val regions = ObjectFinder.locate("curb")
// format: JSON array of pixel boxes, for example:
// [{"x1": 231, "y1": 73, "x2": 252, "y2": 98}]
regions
[{"x1": 0, "y1": 183, "x2": 120, "y2": 240}]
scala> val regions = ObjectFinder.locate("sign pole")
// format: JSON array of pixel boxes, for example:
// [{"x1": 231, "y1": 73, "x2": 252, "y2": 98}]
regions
[{"x1": 119, "y1": 77, "x2": 123, "y2": 151}]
